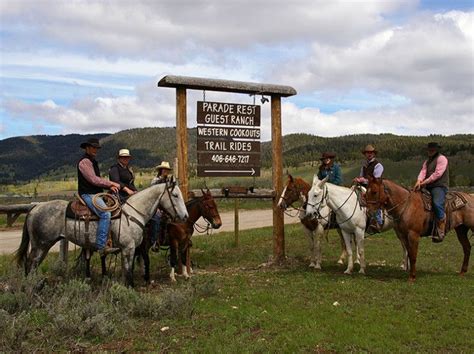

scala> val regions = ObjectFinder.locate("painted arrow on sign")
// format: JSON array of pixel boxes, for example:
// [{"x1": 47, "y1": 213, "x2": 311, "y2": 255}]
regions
[{"x1": 204, "y1": 168, "x2": 256, "y2": 175}]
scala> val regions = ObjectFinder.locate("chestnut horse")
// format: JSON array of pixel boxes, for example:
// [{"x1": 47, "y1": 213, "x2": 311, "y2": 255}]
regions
[
  {"x1": 277, "y1": 175, "x2": 356, "y2": 269},
  {"x1": 136, "y1": 188, "x2": 222, "y2": 282},
  {"x1": 366, "y1": 177, "x2": 474, "y2": 281}
]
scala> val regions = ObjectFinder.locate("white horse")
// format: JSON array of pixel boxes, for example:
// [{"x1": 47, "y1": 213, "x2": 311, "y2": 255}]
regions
[
  {"x1": 306, "y1": 175, "x2": 394, "y2": 274},
  {"x1": 277, "y1": 175, "x2": 358, "y2": 269},
  {"x1": 16, "y1": 180, "x2": 188, "y2": 286}
]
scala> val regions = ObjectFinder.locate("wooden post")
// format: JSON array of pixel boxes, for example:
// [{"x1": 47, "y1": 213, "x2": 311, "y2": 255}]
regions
[
  {"x1": 59, "y1": 239, "x2": 68, "y2": 265},
  {"x1": 176, "y1": 87, "x2": 189, "y2": 202},
  {"x1": 271, "y1": 95, "x2": 284, "y2": 262},
  {"x1": 234, "y1": 198, "x2": 239, "y2": 247}
]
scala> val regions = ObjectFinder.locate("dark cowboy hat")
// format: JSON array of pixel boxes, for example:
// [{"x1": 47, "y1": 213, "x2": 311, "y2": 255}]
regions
[
  {"x1": 427, "y1": 142, "x2": 441, "y2": 149},
  {"x1": 320, "y1": 152, "x2": 336, "y2": 160},
  {"x1": 80, "y1": 138, "x2": 102, "y2": 149},
  {"x1": 362, "y1": 144, "x2": 377, "y2": 154}
]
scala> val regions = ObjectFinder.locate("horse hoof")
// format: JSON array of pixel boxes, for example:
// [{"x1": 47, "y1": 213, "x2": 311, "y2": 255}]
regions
[
  {"x1": 344, "y1": 270, "x2": 352, "y2": 275},
  {"x1": 309, "y1": 262, "x2": 321, "y2": 270},
  {"x1": 170, "y1": 276, "x2": 177, "y2": 282},
  {"x1": 359, "y1": 269, "x2": 366, "y2": 275},
  {"x1": 337, "y1": 259, "x2": 344, "y2": 265},
  {"x1": 354, "y1": 260, "x2": 360, "y2": 265},
  {"x1": 408, "y1": 277, "x2": 416, "y2": 283},
  {"x1": 459, "y1": 272, "x2": 465, "y2": 277}
]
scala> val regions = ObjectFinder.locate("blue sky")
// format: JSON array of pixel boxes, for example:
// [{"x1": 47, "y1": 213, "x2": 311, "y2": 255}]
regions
[{"x1": 1, "y1": 0, "x2": 473, "y2": 140}]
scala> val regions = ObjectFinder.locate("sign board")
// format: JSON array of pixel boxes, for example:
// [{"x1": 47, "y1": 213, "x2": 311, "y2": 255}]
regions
[{"x1": 196, "y1": 101, "x2": 261, "y2": 177}]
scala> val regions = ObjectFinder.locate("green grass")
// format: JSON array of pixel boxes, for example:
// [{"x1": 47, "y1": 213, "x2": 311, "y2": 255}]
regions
[{"x1": 1, "y1": 224, "x2": 472, "y2": 351}]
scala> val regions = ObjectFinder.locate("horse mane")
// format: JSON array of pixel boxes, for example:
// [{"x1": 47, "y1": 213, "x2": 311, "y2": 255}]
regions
[
  {"x1": 293, "y1": 177, "x2": 311, "y2": 190},
  {"x1": 382, "y1": 178, "x2": 411, "y2": 193}
]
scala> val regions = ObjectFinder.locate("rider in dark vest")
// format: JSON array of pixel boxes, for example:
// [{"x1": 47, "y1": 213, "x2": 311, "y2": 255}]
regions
[
  {"x1": 414, "y1": 142, "x2": 449, "y2": 243},
  {"x1": 353, "y1": 144, "x2": 384, "y2": 232},
  {"x1": 109, "y1": 149, "x2": 137, "y2": 203},
  {"x1": 78, "y1": 138, "x2": 121, "y2": 256}
]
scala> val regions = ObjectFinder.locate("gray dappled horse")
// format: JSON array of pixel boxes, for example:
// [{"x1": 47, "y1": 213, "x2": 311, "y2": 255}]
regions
[{"x1": 16, "y1": 180, "x2": 188, "y2": 286}]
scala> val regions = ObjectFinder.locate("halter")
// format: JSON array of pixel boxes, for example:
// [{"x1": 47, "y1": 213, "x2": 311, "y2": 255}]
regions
[
  {"x1": 187, "y1": 195, "x2": 220, "y2": 234},
  {"x1": 280, "y1": 181, "x2": 310, "y2": 218},
  {"x1": 366, "y1": 180, "x2": 411, "y2": 222},
  {"x1": 308, "y1": 184, "x2": 359, "y2": 225}
]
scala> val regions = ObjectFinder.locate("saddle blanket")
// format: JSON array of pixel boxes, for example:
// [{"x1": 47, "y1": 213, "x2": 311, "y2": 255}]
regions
[{"x1": 421, "y1": 191, "x2": 467, "y2": 212}]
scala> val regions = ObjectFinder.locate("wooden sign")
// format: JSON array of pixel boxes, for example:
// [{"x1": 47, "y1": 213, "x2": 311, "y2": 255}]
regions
[{"x1": 196, "y1": 101, "x2": 261, "y2": 177}]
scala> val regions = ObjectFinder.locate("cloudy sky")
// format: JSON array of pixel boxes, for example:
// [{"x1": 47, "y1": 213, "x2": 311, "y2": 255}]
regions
[{"x1": 1, "y1": 0, "x2": 473, "y2": 140}]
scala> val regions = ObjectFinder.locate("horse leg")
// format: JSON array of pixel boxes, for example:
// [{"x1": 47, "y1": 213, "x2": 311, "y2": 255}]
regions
[
  {"x1": 455, "y1": 225, "x2": 471, "y2": 275},
  {"x1": 355, "y1": 229, "x2": 366, "y2": 274},
  {"x1": 305, "y1": 226, "x2": 319, "y2": 269},
  {"x1": 181, "y1": 248, "x2": 190, "y2": 280},
  {"x1": 121, "y1": 248, "x2": 135, "y2": 287},
  {"x1": 406, "y1": 231, "x2": 420, "y2": 282},
  {"x1": 336, "y1": 228, "x2": 347, "y2": 265},
  {"x1": 26, "y1": 244, "x2": 52, "y2": 275},
  {"x1": 185, "y1": 247, "x2": 192, "y2": 277},
  {"x1": 354, "y1": 234, "x2": 361, "y2": 265},
  {"x1": 143, "y1": 249, "x2": 150, "y2": 283},
  {"x1": 395, "y1": 230, "x2": 409, "y2": 271},
  {"x1": 169, "y1": 239, "x2": 178, "y2": 282},
  {"x1": 100, "y1": 254, "x2": 107, "y2": 278},
  {"x1": 341, "y1": 230, "x2": 354, "y2": 274}
]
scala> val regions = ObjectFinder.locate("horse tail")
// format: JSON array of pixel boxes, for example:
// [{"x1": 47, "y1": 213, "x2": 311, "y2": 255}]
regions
[{"x1": 15, "y1": 214, "x2": 30, "y2": 271}]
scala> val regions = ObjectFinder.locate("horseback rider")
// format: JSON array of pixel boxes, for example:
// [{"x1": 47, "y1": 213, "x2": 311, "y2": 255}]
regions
[
  {"x1": 414, "y1": 142, "x2": 449, "y2": 243},
  {"x1": 109, "y1": 148, "x2": 137, "y2": 203},
  {"x1": 353, "y1": 144, "x2": 384, "y2": 232},
  {"x1": 150, "y1": 161, "x2": 173, "y2": 251},
  {"x1": 317, "y1": 152, "x2": 342, "y2": 185},
  {"x1": 77, "y1": 138, "x2": 121, "y2": 256}
]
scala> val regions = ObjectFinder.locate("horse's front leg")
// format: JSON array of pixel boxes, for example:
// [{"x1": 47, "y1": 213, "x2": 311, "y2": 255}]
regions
[
  {"x1": 407, "y1": 230, "x2": 420, "y2": 282},
  {"x1": 395, "y1": 229, "x2": 410, "y2": 271},
  {"x1": 304, "y1": 225, "x2": 319, "y2": 269},
  {"x1": 169, "y1": 239, "x2": 179, "y2": 282},
  {"x1": 181, "y1": 247, "x2": 190, "y2": 280},
  {"x1": 121, "y1": 247, "x2": 135, "y2": 287},
  {"x1": 355, "y1": 228, "x2": 366, "y2": 274},
  {"x1": 341, "y1": 230, "x2": 354, "y2": 274},
  {"x1": 336, "y1": 228, "x2": 347, "y2": 265}
]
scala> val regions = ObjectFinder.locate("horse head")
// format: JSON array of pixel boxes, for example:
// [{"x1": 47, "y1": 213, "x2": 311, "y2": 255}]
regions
[
  {"x1": 305, "y1": 174, "x2": 329, "y2": 217},
  {"x1": 199, "y1": 188, "x2": 222, "y2": 229},
  {"x1": 366, "y1": 176, "x2": 388, "y2": 215},
  {"x1": 160, "y1": 176, "x2": 188, "y2": 222},
  {"x1": 278, "y1": 174, "x2": 309, "y2": 210}
]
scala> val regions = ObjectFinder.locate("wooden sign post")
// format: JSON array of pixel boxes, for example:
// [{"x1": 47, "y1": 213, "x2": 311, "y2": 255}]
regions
[{"x1": 158, "y1": 75, "x2": 296, "y2": 263}]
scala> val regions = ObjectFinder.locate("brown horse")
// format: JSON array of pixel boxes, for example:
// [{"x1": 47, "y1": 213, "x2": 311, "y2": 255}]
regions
[
  {"x1": 136, "y1": 188, "x2": 222, "y2": 282},
  {"x1": 277, "y1": 174, "x2": 354, "y2": 269},
  {"x1": 366, "y1": 177, "x2": 474, "y2": 281}
]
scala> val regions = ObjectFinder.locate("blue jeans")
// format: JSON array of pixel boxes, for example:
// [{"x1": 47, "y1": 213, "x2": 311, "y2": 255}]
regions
[
  {"x1": 81, "y1": 194, "x2": 111, "y2": 249},
  {"x1": 150, "y1": 213, "x2": 161, "y2": 244},
  {"x1": 428, "y1": 186, "x2": 447, "y2": 220},
  {"x1": 375, "y1": 208, "x2": 383, "y2": 226}
]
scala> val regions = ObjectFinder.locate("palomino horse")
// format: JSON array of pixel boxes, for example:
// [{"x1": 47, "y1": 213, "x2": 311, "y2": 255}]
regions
[
  {"x1": 366, "y1": 177, "x2": 474, "y2": 281},
  {"x1": 135, "y1": 188, "x2": 222, "y2": 282},
  {"x1": 277, "y1": 174, "x2": 355, "y2": 269},
  {"x1": 16, "y1": 180, "x2": 188, "y2": 286},
  {"x1": 306, "y1": 175, "x2": 393, "y2": 275}
]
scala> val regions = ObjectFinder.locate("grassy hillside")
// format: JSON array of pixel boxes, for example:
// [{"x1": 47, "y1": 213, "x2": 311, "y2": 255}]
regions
[{"x1": 1, "y1": 129, "x2": 473, "y2": 186}]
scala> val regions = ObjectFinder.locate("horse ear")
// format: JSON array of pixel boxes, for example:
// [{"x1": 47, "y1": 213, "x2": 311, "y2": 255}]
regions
[
  {"x1": 201, "y1": 188, "x2": 205, "y2": 195},
  {"x1": 319, "y1": 175, "x2": 329, "y2": 186},
  {"x1": 288, "y1": 174, "x2": 293, "y2": 182}
]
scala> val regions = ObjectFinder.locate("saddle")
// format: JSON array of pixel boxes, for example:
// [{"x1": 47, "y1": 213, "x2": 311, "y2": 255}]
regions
[
  {"x1": 420, "y1": 190, "x2": 468, "y2": 235},
  {"x1": 420, "y1": 190, "x2": 467, "y2": 213},
  {"x1": 66, "y1": 195, "x2": 121, "y2": 220}
]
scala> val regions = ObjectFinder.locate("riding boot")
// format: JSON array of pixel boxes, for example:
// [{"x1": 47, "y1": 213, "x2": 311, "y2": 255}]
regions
[{"x1": 432, "y1": 217, "x2": 446, "y2": 243}]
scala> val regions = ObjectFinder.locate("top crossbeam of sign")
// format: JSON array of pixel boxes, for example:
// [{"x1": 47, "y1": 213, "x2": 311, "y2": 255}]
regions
[{"x1": 158, "y1": 75, "x2": 297, "y2": 97}]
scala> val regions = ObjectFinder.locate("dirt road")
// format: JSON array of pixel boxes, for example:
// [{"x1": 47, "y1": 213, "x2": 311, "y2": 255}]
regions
[{"x1": 0, "y1": 209, "x2": 301, "y2": 254}]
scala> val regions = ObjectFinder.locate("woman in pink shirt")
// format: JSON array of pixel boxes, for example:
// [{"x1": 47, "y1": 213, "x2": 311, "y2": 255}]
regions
[{"x1": 414, "y1": 142, "x2": 449, "y2": 242}]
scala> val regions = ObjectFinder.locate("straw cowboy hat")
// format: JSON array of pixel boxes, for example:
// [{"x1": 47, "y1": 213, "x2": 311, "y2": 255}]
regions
[
  {"x1": 156, "y1": 161, "x2": 172, "y2": 170},
  {"x1": 320, "y1": 152, "x2": 336, "y2": 160},
  {"x1": 118, "y1": 149, "x2": 132, "y2": 157},
  {"x1": 80, "y1": 137, "x2": 101, "y2": 149},
  {"x1": 362, "y1": 144, "x2": 377, "y2": 154}
]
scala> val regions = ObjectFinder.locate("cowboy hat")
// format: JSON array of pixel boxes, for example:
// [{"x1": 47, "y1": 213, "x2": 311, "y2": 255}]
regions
[
  {"x1": 362, "y1": 144, "x2": 377, "y2": 154},
  {"x1": 427, "y1": 142, "x2": 441, "y2": 149},
  {"x1": 156, "y1": 161, "x2": 172, "y2": 170},
  {"x1": 118, "y1": 148, "x2": 132, "y2": 157},
  {"x1": 320, "y1": 152, "x2": 336, "y2": 160},
  {"x1": 80, "y1": 138, "x2": 101, "y2": 149}
]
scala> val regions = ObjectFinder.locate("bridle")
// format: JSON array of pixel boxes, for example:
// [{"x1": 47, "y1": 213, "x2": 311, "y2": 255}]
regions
[
  {"x1": 366, "y1": 180, "x2": 411, "y2": 221},
  {"x1": 280, "y1": 183, "x2": 308, "y2": 217},
  {"x1": 190, "y1": 195, "x2": 221, "y2": 234}
]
